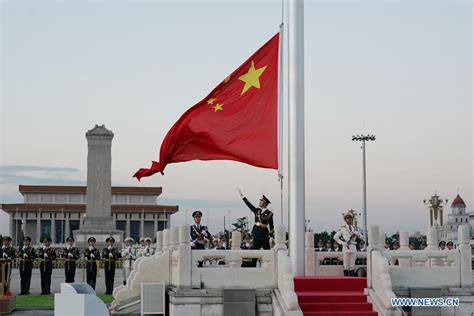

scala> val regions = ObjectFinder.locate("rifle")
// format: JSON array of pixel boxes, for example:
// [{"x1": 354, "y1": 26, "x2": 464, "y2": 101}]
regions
[{"x1": 4, "y1": 260, "x2": 11, "y2": 293}]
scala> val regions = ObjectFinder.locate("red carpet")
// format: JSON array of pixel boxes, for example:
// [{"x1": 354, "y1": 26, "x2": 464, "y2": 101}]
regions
[{"x1": 295, "y1": 276, "x2": 377, "y2": 316}]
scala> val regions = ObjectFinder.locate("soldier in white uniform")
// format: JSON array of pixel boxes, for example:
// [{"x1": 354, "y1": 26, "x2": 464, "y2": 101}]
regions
[
  {"x1": 137, "y1": 238, "x2": 146, "y2": 257},
  {"x1": 334, "y1": 211, "x2": 361, "y2": 276},
  {"x1": 139, "y1": 237, "x2": 154, "y2": 257},
  {"x1": 121, "y1": 237, "x2": 137, "y2": 285}
]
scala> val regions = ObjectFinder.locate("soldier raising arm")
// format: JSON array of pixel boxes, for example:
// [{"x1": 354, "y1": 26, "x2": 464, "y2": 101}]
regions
[{"x1": 238, "y1": 189, "x2": 274, "y2": 251}]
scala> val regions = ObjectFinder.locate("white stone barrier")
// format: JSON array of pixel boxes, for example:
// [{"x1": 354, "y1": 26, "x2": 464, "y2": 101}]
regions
[
  {"x1": 304, "y1": 231, "x2": 315, "y2": 276},
  {"x1": 366, "y1": 225, "x2": 473, "y2": 316},
  {"x1": 112, "y1": 225, "x2": 303, "y2": 315},
  {"x1": 304, "y1": 229, "x2": 367, "y2": 276},
  {"x1": 190, "y1": 249, "x2": 276, "y2": 288}
]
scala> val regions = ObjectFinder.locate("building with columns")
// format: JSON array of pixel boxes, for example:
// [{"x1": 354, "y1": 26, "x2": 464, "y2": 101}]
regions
[{"x1": 1, "y1": 185, "x2": 178, "y2": 246}]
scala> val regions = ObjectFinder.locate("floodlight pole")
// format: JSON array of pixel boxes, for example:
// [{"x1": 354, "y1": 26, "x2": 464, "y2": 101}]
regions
[
  {"x1": 361, "y1": 139, "x2": 367, "y2": 244},
  {"x1": 352, "y1": 134, "x2": 376, "y2": 245}
]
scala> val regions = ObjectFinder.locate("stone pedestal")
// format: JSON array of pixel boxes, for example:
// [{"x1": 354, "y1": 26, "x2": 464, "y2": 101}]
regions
[{"x1": 73, "y1": 125, "x2": 123, "y2": 248}]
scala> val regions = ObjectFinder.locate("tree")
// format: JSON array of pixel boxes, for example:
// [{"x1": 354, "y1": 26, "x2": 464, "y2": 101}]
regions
[
  {"x1": 313, "y1": 231, "x2": 333, "y2": 246},
  {"x1": 231, "y1": 217, "x2": 249, "y2": 234}
]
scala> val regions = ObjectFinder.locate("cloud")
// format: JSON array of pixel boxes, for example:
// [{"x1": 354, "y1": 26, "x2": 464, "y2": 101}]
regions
[{"x1": 0, "y1": 165, "x2": 85, "y2": 186}]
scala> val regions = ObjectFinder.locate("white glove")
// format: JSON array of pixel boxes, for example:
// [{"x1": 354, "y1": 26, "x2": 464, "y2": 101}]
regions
[
  {"x1": 237, "y1": 188, "x2": 243, "y2": 197},
  {"x1": 91, "y1": 254, "x2": 95, "y2": 259},
  {"x1": 2, "y1": 253, "x2": 7, "y2": 258},
  {"x1": 68, "y1": 252, "x2": 73, "y2": 258},
  {"x1": 109, "y1": 252, "x2": 113, "y2": 258},
  {"x1": 23, "y1": 253, "x2": 28, "y2": 258},
  {"x1": 44, "y1": 253, "x2": 48, "y2": 258},
  {"x1": 89, "y1": 246, "x2": 93, "y2": 250}
]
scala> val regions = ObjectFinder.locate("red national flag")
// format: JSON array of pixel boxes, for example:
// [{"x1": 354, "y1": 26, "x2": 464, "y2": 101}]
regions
[{"x1": 134, "y1": 33, "x2": 279, "y2": 180}]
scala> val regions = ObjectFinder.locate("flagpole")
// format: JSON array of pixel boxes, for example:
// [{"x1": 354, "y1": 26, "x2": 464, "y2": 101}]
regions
[
  {"x1": 278, "y1": 23, "x2": 285, "y2": 225},
  {"x1": 288, "y1": 0, "x2": 305, "y2": 276}
]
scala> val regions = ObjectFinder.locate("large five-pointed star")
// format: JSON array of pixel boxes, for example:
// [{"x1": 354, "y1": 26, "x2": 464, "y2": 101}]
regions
[{"x1": 238, "y1": 61, "x2": 267, "y2": 95}]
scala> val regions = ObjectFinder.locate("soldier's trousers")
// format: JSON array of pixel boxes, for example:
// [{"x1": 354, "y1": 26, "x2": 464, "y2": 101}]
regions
[
  {"x1": 2, "y1": 262, "x2": 11, "y2": 293},
  {"x1": 104, "y1": 263, "x2": 116, "y2": 294},
  {"x1": 65, "y1": 261, "x2": 76, "y2": 283},
  {"x1": 86, "y1": 262, "x2": 97, "y2": 290},
  {"x1": 251, "y1": 234, "x2": 270, "y2": 267},
  {"x1": 343, "y1": 251, "x2": 356, "y2": 271},
  {"x1": 40, "y1": 262, "x2": 53, "y2": 294},
  {"x1": 20, "y1": 263, "x2": 33, "y2": 294}
]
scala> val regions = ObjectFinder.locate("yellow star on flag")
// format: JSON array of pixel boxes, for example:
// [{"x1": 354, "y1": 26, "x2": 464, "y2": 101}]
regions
[
  {"x1": 238, "y1": 61, "x2": 267, "y2": 95},
  {"x1": 213, "y1": 103, "x2": 223, "y2": 112},
  {"x1": 207, "y1": 97, "x2": 216, "y2": 105}
]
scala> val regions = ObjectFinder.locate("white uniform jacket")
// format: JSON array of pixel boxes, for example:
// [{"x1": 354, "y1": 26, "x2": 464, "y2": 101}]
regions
[
  {"x1": 334, "y1": 224, "x2": 361, "y2": 253},
  {"x1": 138, "y1": 246, "x2": 154, "y2": 257},
  {"x1": 121, "y1": 246, "x2": 137, "y2": 269}
]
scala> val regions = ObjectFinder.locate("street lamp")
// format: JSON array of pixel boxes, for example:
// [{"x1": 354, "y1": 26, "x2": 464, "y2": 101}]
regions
[
  {"x1": 423, "y1": 193, "x2": 448, "y2": 228},
  {"x1": 352, "y1": 134, "x2": 376, "y2": 244}
]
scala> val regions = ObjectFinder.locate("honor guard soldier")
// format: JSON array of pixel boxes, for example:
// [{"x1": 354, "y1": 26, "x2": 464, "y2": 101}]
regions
[
  {"x1": 0, "y1": 236, "x2": 15, "y2": 295},
  {"x1": 190, "y1": 211, "x2": 211, "y2": 250},
  {"x1": 238, "y1": 189, "x2": 274, "y2": 250},
  {"x1": 18, "y1": 236, "x2": 36, "y2": 295},
  {"x1": 62, "y1": 237, "x2": 80, "y2": 283},
  {"x1": 139, "y1": 237, "x2": 154, "y2": 257},
  {"x1": 138, "y1": 237, "x2": 146, "y2": 256},
  {"x1": 334, "y1": 211, "x2": 362, "y2": 276},
  {"x1": 84, "y1": 237, "x2": 100, "y2": 289},
  {"x1": 37, "y1": 237, "x2": 56, "y2": 295},
  {"x1": 121, "y1": 237, "x2": 137, "y2": 285},
  {"x1": 102, "y1": 237, "x2": 121, "y2": 295}
]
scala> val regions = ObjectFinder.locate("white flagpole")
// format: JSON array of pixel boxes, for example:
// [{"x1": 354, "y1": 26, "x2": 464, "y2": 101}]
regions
[
  {"x1": 278, "y1": 23, "x2": 285, "y2": 225},
  {"x1": 288, "y1": 0, "x2": 306, "y2": 276}
]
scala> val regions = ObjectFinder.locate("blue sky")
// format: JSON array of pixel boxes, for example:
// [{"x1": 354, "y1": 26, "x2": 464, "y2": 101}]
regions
[{"x1": 1, "y1": 0, "x2": 472, "y2": 236}]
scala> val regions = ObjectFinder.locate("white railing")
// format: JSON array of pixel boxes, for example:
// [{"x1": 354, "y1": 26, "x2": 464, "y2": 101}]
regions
[
  {"x1": 305, "y1": 231, "x2": 367, "y2": 276},
  {"x1": 366, "y1": 225, "x2": 472, "y2": 315},
  {"x1": 112, "y1": 224, "x2": 302, "y2": 315},
  {"x1": 111, "y1": 230, "x2": 170, "y2": 309},
  {"x1": 189, "y1": 249, "x2": 276, "y2": 288},
  {"x1": 371, "y1": 250, "x2": 398, "y2": 311}
]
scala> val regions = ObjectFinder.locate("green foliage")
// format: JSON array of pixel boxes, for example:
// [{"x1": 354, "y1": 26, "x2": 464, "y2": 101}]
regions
[
  {"x1": 313, "y1": 231, "x2": 335, "y2": 245},
  {"x1": 15, "y1": 294, "x2": 113, "y2": 309},
  {"x1": 231, "y1": 217, "x2": 249, "y2": 234}
]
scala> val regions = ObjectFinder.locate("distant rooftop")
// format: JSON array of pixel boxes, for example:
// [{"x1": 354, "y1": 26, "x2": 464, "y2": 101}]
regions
[
  {"x1": 19, "y1": 185, "x2": 162, "y2": 195},
  {"x1": 451, "y1": 194, "x2": 466, "y2": 207}
]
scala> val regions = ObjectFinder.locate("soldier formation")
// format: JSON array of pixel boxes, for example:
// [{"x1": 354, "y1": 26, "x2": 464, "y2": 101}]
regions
[
  {"x1": 0, "y1": 189, "x2": 278, "y2": 295},
  {"x1": 0, "y1": 234, "x2": 156, "y2": 296}
]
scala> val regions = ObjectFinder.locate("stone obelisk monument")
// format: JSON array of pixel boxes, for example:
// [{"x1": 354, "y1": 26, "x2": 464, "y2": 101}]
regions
[{"x1": 73, "y1": 124, "x2": 123, "y2": 248}]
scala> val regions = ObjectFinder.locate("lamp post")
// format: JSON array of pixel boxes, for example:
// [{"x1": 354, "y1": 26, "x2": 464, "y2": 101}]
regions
[
  {"x1": 352, "y1": 134, "x2": 376, "y2": 244},
  {"x1": 423, "y1": 193, "x2": 448, "y2": 228}
]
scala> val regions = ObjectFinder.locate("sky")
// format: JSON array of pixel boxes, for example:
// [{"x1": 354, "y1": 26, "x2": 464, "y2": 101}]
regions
[{"x1": 1, "y1": 0, "x2": 472, "y2": 237}]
